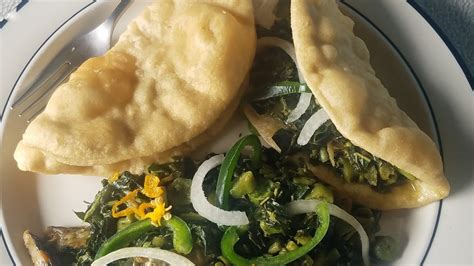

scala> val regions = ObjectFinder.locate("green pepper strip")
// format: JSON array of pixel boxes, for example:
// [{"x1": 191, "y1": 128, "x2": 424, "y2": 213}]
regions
[
  {"x1": 216, "y1": 134, "x2": 262, "y2": 210},
  {"x1": 163, "y1": 216, "x2": 193, "y2": 255},
  {"x1": 95, "y1": 216, "x2": 193, "y2": 259},
  {"x1": 251, "y1": 81, "x2": 310, "y2": 101},
  {"x1": 95, "y1": 219, "x2": 153, "y2": 259},
  {"x1": 221, "y1": 203, "x2": 330, "y2": 266}
]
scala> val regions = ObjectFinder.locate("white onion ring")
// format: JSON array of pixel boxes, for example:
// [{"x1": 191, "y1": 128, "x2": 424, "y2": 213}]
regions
[
  {"x1": 285, "y1": 200, "x2": 370, "y2": 266},
  {"x1": 190, "y1": 155, "x2": 249, "y2": 226},
  {"x1": 286, "y1": 92, "x2": 313, "y2": 123},
  {"x1": 297, "y1": 108, "x2": 330, "y2": 145},
  {"x1": 257, "y1": 37, "x2": 315, "y2": 123},
  {"x1": 91, "y1": 247, "x2": 194, "y2": 266}
]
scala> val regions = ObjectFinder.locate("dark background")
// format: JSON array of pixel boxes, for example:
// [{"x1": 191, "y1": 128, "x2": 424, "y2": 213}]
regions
[{"x1": 415, "y1": 0, "x2": 473, "y2": 85}]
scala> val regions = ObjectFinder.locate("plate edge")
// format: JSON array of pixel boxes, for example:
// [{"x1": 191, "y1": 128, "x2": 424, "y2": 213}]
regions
[
  {"x1": 407, "y1": 0, "x2": 473, "y2": 91},
  {"x1": 0, "y1": 0, "x2": 96, "y2": 121},
  {"x1": 339, "y1": 1, "x2": 445, "y2": 264},
  {"x1": 0, "y1": 2, "x2": 96, "y2": 264}
]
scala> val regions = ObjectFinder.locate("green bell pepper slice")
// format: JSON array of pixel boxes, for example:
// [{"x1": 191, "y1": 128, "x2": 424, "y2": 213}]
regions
[
  {"x1": 95, "y1": 216, "x2": 193, "y2": 259},
  {"x1": 221, "y1": 202, "x2": 330, "y2": 265},
  {"x1": 216, "y1": 134, "x2": 262, "y2": 210}
]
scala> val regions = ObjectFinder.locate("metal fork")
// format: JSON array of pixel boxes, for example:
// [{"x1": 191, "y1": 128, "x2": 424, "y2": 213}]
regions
[{"x1": 11, "y1": 0, "x2": 131, "y2": 122}]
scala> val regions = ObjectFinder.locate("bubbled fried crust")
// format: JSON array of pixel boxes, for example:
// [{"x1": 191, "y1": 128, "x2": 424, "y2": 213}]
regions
[
  {"x1": 15, "y1": 0, "x2": 256, "y2": 175},
  {"x1": 290, "y1": 0, "x2": 449, "y2": 207},
  {"x1": 15, "y1": 79, "x2": 246, "y2": 176}
]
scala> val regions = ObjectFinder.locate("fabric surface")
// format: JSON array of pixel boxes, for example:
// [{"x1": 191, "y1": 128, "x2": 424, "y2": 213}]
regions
[{"x1": 415, "y1": 0, "x2": 473, "y2": 82}]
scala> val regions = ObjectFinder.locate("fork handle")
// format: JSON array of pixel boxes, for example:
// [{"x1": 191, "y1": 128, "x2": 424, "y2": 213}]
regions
[{"x1": 99, "y1": 0, "x2": 131, "y2": 40}]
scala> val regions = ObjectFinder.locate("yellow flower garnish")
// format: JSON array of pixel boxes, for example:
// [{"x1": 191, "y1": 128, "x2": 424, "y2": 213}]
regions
[
  {"x1": 110, "y1": 173, "x2": 171, "y2": 225},
  {"x1": 111, "y1": 189, "x2": 139, "y2": 218},
  {"x1": 135, "y1": 202, "x2": 155, "y2": 217},
  {"x1": 142, "y1": 174, "x2": 164, "y2": 198},
  {"x1": 144, "y1": 202, "x2": 167, "y2": 226}
]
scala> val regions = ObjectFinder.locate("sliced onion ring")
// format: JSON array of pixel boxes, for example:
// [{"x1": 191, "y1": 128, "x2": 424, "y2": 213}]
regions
[
  {"x1": 286, "y1": 92, "x2": 312, "y2": 123},
  {"x1": 190, "y1": 155, "x2": 249, "y2": 225},
  {"x1": 257, "y1": 37, "x2": 314, "y2": 123},
  {"x1": 285, "y1": 200, "x2": 370, "y2": 266},
  {"x1": 297, "y1": 108, "x2": 330, "y2": 146},
  {"x1": 91, "y1": 247, "x2": 194, "y2": 266}
]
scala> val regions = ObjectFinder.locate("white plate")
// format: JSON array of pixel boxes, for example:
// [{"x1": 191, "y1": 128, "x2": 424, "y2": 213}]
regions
[{"x1": 1, "y1": 1, "x2": 472, "y2": 265}]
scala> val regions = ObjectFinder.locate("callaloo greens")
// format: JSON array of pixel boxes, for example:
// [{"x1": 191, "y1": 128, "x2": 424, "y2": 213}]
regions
[
  {"x1": 18, "y1": 0, "x2": 453, "y2": 264},
  {"x1": 247, "y1": 4, "x2": 414, "y2": 191},
  {"x1": 25, "y1": 142, "x2": 397, "y2": 265},
  {"x1": 251, "y1": 90, "x2": 413, "y2": 191},
  {"x1": 22, "y1": 2, "x2": 405, "y2": 265}
]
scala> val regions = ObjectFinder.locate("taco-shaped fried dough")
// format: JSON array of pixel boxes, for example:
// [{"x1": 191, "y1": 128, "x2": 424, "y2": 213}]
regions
[
  {"x1": 14, "y1": 0, "x2": 256, "y2": 176},
  {"x1": 245, "y1": 0, "x2": 449, "y2": 210}
]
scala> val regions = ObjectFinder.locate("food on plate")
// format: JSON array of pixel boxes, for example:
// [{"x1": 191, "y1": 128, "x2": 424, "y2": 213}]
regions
[
  {"x1": 18, "y1": 0, "x2": 450, "y2": 265},
  {"x1": 244, "y1": 0, "x2": 449, "y2": 210},
  {"x1": 14, "y1": 0, "x2": 256, "y2": 176},
  {"x1": 24, "y1": 136, "x2": 398, "y2": 265},
  {"x1": 23, "y1": 227, "x2": 91, "y2": 265},
  {"x1": 23, "y1": 231, "x2": 53, "y2": 265}
]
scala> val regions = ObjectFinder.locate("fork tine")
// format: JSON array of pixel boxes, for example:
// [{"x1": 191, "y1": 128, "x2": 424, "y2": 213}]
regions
[
  {"x1": 13, "y1": 0, "x2": 131, "y2": 116},
  {"x1": 11, "y1": 61, "x2": 72, "y2": 109},
  {"x1": 20, "y1": 66, "x2": 76, "y2": 119},
  {"x1": 26, "y1": 106, "x2": 46, "y2": 124},
  {"x1": 19, "y1": 87, "x2": 54, "y2": 118}
]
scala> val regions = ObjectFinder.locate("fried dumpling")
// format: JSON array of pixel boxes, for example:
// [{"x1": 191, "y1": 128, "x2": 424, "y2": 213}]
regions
[
  {"x1": 244, "y1": 0, "x2": 448, "y2": 210},
  {"x1": 14, "y1": 0, "x2": 256, "y2": 175},
  {"x1": 290, "y1": 0, "x2": 449, "y2": 209}
]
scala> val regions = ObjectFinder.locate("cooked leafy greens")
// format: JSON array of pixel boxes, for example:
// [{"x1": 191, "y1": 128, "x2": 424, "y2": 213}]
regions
[
  {"x1": 68, "y1": 159, "x2": 222, "y2": 265},
  {"x1": 249, "y1": 16, "x2": 412, "y2": 191},
  {"x1": 250, "y1": 77, "x2": 412, "y2": 191},
  {"x1": 40, "y1": 147, "x2": 396, "y2": 265},
  {"x1": 25, "y1": 2, "x2": 400, "y2": 264},
  {"x1": 76, "y1": 172, "x2": 145, "y2": 264}
]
